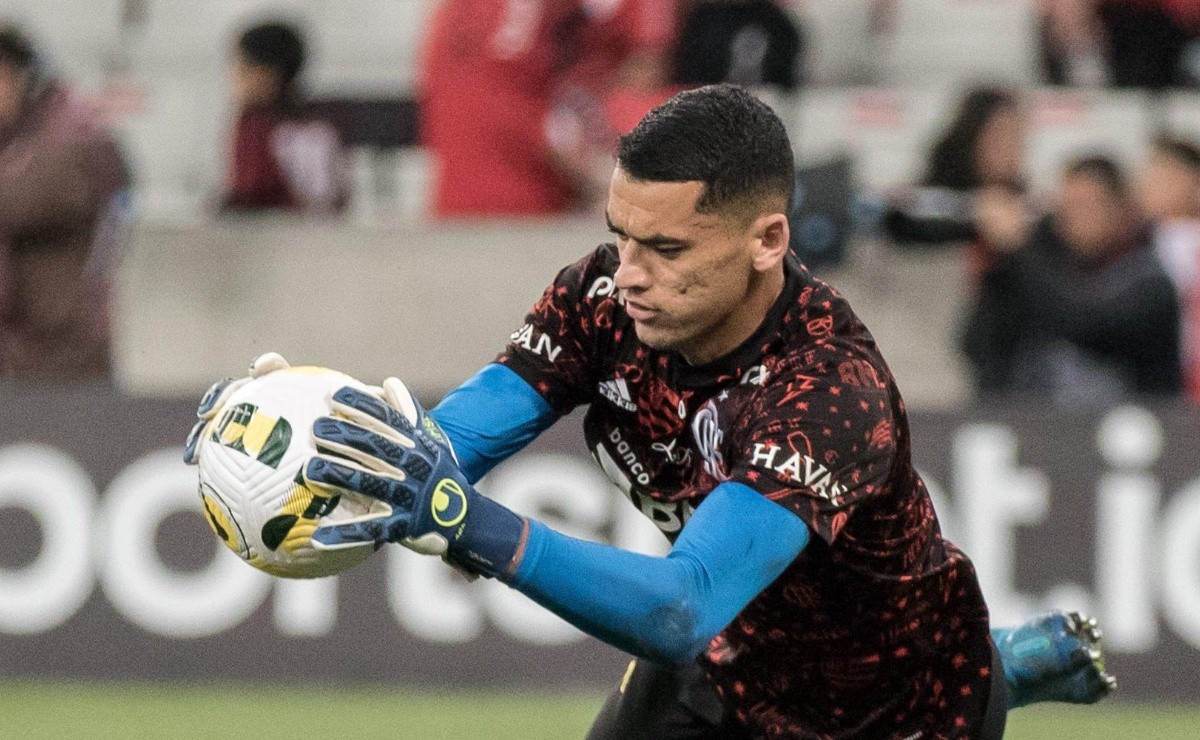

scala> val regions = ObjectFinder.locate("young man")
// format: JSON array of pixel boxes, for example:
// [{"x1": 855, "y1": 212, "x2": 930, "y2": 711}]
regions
[
  {"x1": 964, "y1": 155, "x2": 1182, "y2": 406},
  {"x1": 222, "y1": 21, "x2": 346, "y2": 214},
  {"x1": 191, "y1": 85, "x2": 1112, "y2": 737},
  {"x1": 0, "y1": 25, "x2": 130, "y2": 380}
]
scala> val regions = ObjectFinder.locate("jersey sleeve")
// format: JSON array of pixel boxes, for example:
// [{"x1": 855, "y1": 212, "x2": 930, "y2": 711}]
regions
[
  {"x1": 496, "y1": 244, "x2": 619, "y2": 414},
  {"x1": 726, "y1": 347, "x2": 898, "y2": 544}
]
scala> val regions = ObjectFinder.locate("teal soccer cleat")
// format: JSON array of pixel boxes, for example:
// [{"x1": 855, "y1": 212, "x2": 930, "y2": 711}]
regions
[{"x1": 994, "y1": 611, "x2": 1117, "y2": 708}]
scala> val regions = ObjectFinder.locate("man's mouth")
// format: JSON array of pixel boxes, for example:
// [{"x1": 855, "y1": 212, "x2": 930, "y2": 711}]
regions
[{"x1": 624, "y1": 298, "x2": 657, "y2": 321}]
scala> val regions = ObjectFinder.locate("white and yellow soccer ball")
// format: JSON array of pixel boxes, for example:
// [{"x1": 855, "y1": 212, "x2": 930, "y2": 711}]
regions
[{"x1": 195, "y1": 365, "x2": 389, "y2": 578}]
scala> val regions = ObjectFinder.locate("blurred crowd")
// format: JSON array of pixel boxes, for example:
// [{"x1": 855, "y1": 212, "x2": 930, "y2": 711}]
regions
[
  {"x1": 884, "y1": 84, "x2": 1200, "y2": 408},
  {"x1": 1, "y1": 0, "x2": 1199, "y2": 414}
]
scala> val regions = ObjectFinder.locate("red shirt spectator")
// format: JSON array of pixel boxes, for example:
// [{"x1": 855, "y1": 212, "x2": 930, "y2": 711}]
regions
[{"x1": 420, "y1": 0, "x2": 675, "y2": 218}]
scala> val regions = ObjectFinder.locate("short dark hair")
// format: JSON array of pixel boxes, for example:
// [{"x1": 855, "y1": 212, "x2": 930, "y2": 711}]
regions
[
  {"x1": 1063, "y1": 155, "x2": 1129, "y2": 200},
  {"x1": 0, "y1": 25, "x2": 36, "y2": 70},
  {"x1": 617, "y1": 84, "x2": 795, "y2": 215},
  {"x1": 1152, "y1": 133, "x2": 1200, "y2": 173},
  {"x1": 238, "y1": 21, "x2": 305, "y2": 89},
  {"x1": 924, "y1": 87, "x2": 1018, "y2": 189}
]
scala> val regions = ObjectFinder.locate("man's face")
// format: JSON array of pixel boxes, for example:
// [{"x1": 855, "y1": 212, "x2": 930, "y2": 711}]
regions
[
  {"x1": 606, "y1": 167, "x2": 781, "y2": 365},
  {"x1": 975, "y1": 105, "x2": 1024, "y2": 186},
  {"x1": 1057, "y1": 172, "x2": 1128, "y2": 258},
  {"x1": 232, "y1": 54, "x2": 281, "y2": 107},
  {"x1": 1139, "y1": 151, "x2": 1200, "y2": 221}
]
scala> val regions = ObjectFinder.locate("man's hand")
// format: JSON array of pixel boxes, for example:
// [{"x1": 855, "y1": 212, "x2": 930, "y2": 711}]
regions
[
  {"x1": 183, "y1": 352, "x2": 291, "y2": 464},
  {"x1": 974, "y1": 186, "x2": 1032, "y2": 255},
  {"x1": 306, "y1": 378, "x2": 527, "y2": 579}
]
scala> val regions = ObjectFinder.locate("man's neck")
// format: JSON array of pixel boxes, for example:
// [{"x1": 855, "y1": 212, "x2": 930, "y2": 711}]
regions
[{"x1": 681, "y1": 266, "x2": 787, "y2": 366}]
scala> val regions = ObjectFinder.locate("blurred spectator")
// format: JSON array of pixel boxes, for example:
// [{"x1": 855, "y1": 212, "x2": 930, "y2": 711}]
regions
[
  {"x1": 1040, "y1": 0, "x2": 1200, "y2": 88},
  {"x1": 0, "y1": 25, "x2": 131, "y2": 381},
  {"x1": 962, "y1": 155, "x2": 1182, "y2": 407},
  {"x1": 419, "y1": 0, "x2": 675, "y2": 218},
  {"x1": 673, "y1": 0, "x2": 805, "y2": 91},
  {"x1": 222, "y1": 21, "x2": 348, "y2": 214},
  {"x1": 1141, "y1": 134, "x2": 1200, "y2": 402},
  {"x1": 1142, "y1": 133, "x2": 1200, "y2": 223},
  {"x1": 884, "y1": 88, "x2": 1028, "y2": 278}
]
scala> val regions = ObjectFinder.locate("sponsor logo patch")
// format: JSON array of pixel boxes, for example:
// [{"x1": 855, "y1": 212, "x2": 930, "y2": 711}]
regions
[
  {"x1": 691, "y1": 401, "x2": 729, "y2": 481},
  {"x1": 598, "y1": 377, "x2": 637, "y2": 412},
  {"x1": 750, "y1": 443, "x2": 847, "y2": 505},
  {"x1": 510, "y1": 323, "x2": 562, "y2": 362},
  {"x1": 431, "y1": 478, "x2": 468, "y2": 527}
]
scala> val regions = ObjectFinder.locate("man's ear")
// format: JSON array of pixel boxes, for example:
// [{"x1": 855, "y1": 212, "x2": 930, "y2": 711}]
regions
[{"x1": 751, "y1": 212, "x2": 790, "y2": 271}]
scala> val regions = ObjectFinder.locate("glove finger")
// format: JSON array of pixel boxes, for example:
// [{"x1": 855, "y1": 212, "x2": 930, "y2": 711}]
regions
[
  {"x1": 330, "y1": 385, "x2": 420, "y2": 439},
  {"x1": 312, "y1": 417, "x2": 433, "y2": 483},
  {"x1": 304, "y1": 455, "x2": 414, "y2": 508},
  {"x1": 381, "y1": 377, "x2": 421, "y2": 426},
  {"x1": 312, "y1": 517, "x2": 398, "y2": 550},
  {"x1": 183, "y1": 419, "x2": 209, "y2": 464},
  {"x1": 380, "y1": 377, "x2": 458, "y2": 460},
  {"x1": 196, "y1": 377, "x2": 245, "y2": 420},
  {"x1": 249, "y1": 352, "x2": 290, "y2": 378}
]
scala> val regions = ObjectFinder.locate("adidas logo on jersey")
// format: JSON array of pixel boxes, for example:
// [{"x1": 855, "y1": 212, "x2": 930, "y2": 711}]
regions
[{"x1": 598, "y1": 378, "x2": 637, "y2": 412}]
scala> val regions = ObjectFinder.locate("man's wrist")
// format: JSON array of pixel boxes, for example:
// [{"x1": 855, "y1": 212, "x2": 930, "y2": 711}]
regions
[{"x1": 444, "y1": 486, "x2": 526, "y2": 579}]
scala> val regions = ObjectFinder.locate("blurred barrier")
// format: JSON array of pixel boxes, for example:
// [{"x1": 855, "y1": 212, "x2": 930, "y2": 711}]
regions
[
  {"x1": 114, "y1": 219, "x2": 971, "y2": 408},
  {"x1": 1, "y1": 386, "x2": 1199, "y2": 699}
]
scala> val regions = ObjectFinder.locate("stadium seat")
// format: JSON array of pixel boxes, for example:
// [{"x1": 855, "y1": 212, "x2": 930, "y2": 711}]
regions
[
  {"x1": 882, "y1": 0, "x2": 1039, "y2": 88},
  {"x1": 305, "y1": 0, "x2": 437, "y2": 94},
  {"x1": 791, "y1": 0, "x2": 880, "y2": 85},
  {"x1": 1164, "y1": 92, "x2": 1200, "y2": 143},
  {"x1": 113, "y1": 72, "x2": 229, "y2": 219},
  {"x1": 791, "y1": 88, "x2": 958, "y2": 192}
]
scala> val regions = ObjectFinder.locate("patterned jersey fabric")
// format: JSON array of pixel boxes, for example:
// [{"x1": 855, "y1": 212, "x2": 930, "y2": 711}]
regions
[{"x1": 499, "y1": 244, "x2": 994, "y2": 738}]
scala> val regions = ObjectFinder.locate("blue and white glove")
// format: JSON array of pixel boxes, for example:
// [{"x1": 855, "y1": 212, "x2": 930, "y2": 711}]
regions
[
  {"x1": 183, "y1": 352, "x2": 291, "y2": 464},
  {"x1": 306, "y1": 377, "x2": 527, "y2": 580}
]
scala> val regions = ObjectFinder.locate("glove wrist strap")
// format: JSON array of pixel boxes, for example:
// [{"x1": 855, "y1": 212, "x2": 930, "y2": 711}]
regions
[{"x1": 446, "y1": 491, "x2": 525, "y2": 579}]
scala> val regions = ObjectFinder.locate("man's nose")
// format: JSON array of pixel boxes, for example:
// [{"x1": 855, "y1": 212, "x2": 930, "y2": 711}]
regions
[{"x1": 614, "y1": 242, "x2": 649, "y2": 291}]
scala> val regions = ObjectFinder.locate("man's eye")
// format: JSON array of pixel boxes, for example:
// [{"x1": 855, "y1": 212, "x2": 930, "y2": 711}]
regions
[{"x1": 654, "y1": 245, "x2": 684, "y2": 257}]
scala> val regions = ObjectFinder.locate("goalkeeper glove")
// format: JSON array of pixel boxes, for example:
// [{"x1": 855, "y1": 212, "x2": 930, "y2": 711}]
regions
[
  {"x1": 183, "y1": 352, "x2": 291, "y2": 464},
  {"x1": 305, "y1": 378, "x2": 527, "y2": 580}
]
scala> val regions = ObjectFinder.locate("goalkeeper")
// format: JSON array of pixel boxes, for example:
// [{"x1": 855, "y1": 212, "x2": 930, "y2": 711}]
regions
[{"x1": 197, "y1": 85, "x2": 1113, "y2": 738}]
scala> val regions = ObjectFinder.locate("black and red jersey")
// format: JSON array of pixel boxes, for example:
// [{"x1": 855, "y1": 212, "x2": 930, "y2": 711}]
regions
[{"x1": 499, "y1": 244, "x2": 994, "y2": 738}]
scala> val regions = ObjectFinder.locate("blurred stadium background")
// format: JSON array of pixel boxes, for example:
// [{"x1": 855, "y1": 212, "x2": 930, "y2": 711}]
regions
[{"x1": 2, "y1": 0, "x2": 1200, "y2": 737}]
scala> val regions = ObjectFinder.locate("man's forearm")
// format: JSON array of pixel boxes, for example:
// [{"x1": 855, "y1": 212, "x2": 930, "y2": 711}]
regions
[
  {"x1": 504, "y1": 482, "x2": 811, "y2": 665},
  {"x1": 430, "y1": 363, "x2": 559, "y2": 483}
]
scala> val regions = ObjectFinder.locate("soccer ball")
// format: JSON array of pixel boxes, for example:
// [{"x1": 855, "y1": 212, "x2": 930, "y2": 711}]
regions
[{"x1": 195, "y1": 366, "x2": 389, "y2": 578}]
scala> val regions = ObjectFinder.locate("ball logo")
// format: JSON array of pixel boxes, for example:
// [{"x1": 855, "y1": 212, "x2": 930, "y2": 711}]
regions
[
  {"x1": 213, "y1": 402, "x2": 291, "y2": 469},
  {"x1": 199, "y1": 483, "x2": 249, "y2": 559},
  {"x1": 431, "y1": 478, "x2": 468, "y2": 527}
]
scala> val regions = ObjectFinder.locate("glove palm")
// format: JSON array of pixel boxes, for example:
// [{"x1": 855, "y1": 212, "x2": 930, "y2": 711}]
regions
[{"x1": 306, "y1": 378, "x2": 525, "y2": 579}]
